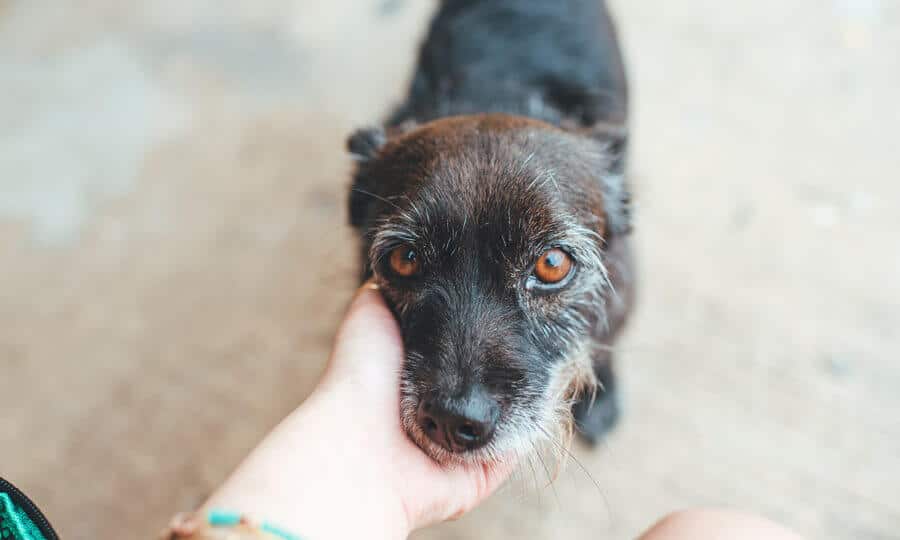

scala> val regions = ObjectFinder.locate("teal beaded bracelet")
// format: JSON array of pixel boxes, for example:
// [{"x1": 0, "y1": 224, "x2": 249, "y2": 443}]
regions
[{"x1": 160, "y1": 509, "x2": 301, "y2": 540}]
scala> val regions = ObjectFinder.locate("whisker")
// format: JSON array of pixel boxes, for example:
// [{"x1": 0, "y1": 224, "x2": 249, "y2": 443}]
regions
[
  {"x1": 534, "y1": 441, "x2": 561, "y2": 509},
  {"x1": 523, "y1": 440, "x2": 542, "y2": 501},
  {"x1": 351, "y1": 187, "x2": 404, "y2": 211},
  {"x1": 519, "y1": 151, "x2": 536, "y2": 176},
  {"x1": 537, "y1": 425, "x2": 611, "y2": 522}
]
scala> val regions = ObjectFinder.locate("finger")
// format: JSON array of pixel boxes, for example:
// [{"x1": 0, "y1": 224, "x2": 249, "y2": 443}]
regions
[{"x1": 437, "y1": 455, "x2": 518, "y2": 522}]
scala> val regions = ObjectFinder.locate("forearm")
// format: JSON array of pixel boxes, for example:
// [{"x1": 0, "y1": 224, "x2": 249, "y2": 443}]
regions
[{"x1": 203, "y1": 388, "x2": 410, "y2": 540}]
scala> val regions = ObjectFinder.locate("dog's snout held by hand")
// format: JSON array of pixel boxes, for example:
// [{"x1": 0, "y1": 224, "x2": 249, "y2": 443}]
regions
[{"x1": 417, "y1": 387, "x2": 500, "y2": 452}]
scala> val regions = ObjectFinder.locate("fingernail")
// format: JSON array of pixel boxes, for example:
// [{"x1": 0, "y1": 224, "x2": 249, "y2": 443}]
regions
[
  {"x1": 351, "y1": 278, "x2": 380, "y2": 302},
  {"x1": 362, "y1": 278, "x2": 380, "y2": 291}
]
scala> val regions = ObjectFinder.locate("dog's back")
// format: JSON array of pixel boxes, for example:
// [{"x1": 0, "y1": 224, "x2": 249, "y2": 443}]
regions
[{"x1": 390, "y1": 0, "x2": 628, "y2": 129}]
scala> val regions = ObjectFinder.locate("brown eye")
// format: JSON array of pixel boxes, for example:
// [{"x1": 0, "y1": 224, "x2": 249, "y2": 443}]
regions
[
  {"x1": 389, "y1": 246, "x2": 420, "y2": 277},
  {"x1": 533, "y1": 248, "x2": 573, "y2": 284}
]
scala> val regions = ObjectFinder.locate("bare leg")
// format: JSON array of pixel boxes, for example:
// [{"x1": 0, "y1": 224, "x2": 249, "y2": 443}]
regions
[{"x1": 639, "y1": 509, "x2": 804, "y2": 540}]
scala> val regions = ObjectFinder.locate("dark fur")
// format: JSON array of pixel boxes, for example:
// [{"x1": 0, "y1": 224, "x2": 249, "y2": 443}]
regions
[{"x1": 347, "y1": 0, "x2": 634, "y2": 462}]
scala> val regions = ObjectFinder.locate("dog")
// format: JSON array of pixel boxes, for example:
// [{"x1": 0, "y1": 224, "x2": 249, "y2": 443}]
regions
[{"x1": 347, "y1": 0, "x2": 634, "y2": 465}]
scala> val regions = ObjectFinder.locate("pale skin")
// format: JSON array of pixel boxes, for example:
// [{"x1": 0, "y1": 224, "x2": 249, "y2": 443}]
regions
[{"x1": 204, "y1": 284, "x2": 803, "y2": 540}]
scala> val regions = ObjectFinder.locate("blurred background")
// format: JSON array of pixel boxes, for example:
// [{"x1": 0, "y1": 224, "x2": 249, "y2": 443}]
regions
[{"x1": 1, "y1": 0, "x2": 898, "y2": 538}]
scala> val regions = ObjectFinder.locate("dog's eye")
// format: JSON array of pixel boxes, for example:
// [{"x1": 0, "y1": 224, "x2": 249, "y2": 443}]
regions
[
  {"x1": 533, "y1": 248, "x2": 573, "y2": 284},
  {"x1": 388, "y1": 245, "x2": 420, "y2": 277}
]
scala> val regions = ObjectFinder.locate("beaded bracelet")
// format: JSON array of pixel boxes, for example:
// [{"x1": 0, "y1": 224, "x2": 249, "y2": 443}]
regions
[{"x1": 160, "y1": 509, "x2": 300, "y2": 540}]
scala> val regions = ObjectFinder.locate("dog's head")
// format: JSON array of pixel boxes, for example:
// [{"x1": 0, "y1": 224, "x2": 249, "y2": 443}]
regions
[{"x1": 347, "y1": 114, "x2": 629, "y2": 464}]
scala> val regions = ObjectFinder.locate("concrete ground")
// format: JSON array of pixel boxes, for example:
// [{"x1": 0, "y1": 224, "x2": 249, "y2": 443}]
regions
[{"x1": 1, "y1": 0, "x2": 898, "y2": 538}]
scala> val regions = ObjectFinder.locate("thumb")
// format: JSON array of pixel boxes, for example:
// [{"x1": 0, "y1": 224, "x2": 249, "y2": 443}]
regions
[{"x1": 323, "y1": 282, "x2": 404, "y2": 387}]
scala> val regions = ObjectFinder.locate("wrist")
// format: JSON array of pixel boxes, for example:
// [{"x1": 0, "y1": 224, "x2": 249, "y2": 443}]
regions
[
  {"x1": 204, "y1": 390, "x2": 411, "y2": 540},
  {"x1": 289, "y1": 390, "x2": 412, "y2": 540}
]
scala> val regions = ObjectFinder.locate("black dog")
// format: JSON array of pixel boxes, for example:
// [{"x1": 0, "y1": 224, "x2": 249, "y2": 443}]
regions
[{"x1": 347, "y1": 0, "x2": 633, "y2": 464}]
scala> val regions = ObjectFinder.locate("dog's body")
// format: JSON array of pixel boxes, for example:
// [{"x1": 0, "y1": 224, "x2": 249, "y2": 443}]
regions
[{"x1": 348, "y1": 0, "x2": 634, "y2": 464}]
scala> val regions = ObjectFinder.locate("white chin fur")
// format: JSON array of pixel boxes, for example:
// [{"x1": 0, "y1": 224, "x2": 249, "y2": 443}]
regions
[{"x1": 399, "y1": 341, "x2": 597, "y2": 467}]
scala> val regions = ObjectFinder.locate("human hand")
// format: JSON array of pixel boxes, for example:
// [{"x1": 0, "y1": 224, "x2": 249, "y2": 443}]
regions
[
  {"x1": 204, "y1": 283, "x2": 514, "y2": 539},
  {"x1": 316, "y1": 282, "x2": 515, "y2": 529}
]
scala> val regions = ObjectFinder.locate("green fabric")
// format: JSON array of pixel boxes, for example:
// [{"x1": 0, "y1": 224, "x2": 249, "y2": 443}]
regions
[{"x1": 0, "y1": 493, "x2": 45, "y2": 540}]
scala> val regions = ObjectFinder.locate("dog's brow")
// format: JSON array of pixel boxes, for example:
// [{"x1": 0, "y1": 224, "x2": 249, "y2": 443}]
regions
[{"x1": 370, "y1": 222, "x2": 421, "y2": 256}]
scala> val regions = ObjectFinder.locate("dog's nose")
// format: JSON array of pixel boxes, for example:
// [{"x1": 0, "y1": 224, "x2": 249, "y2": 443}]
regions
[{"x1": 416, "y1": 391, "x2": 498, "y2": 452}]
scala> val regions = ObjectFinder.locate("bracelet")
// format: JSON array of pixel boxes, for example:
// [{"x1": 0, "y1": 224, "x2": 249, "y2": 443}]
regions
[{"x1": 160, "y1": 509, "x2": 300, "y2": 540}]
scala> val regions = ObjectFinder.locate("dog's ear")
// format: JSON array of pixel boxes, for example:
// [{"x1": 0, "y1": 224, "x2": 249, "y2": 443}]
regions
[
  {"x1": 589, "y1": 122, "x2": 632, "y2": 236},
  {"x1": 347, "y1": 126, "x2": 386, "y2": 162},
  {"x1": 347, "y1": 126, "x2": 387, "y2": 228}
]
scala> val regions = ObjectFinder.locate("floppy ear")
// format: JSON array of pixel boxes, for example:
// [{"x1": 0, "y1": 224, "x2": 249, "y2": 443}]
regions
[
  {"x1": 347, "y1": 126, "x2": 386, "y2": 162},
  {"x1": 590, "y1": 122, "x2": 632, "y2": 236},
  {"x1": 346, "y1": 126, "x2": 387, "y2": 228}
]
